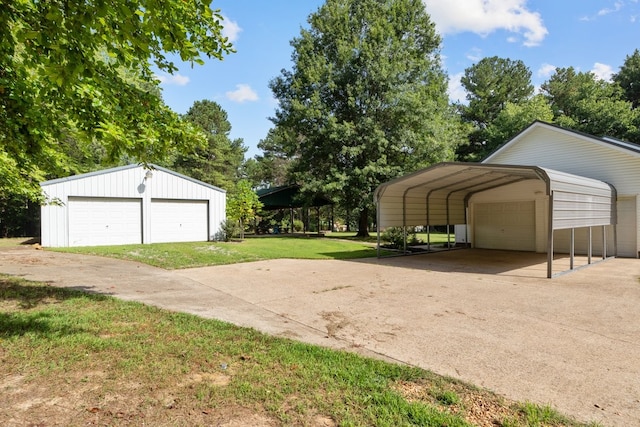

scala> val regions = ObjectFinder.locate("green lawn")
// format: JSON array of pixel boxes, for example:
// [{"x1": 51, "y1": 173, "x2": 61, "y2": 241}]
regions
[
  {"x1": 0, "y1": 275, "x2": 593, "y2": 427},
  {"x1": 51, "y1": 236, "x2": 390, "y2": 269}
]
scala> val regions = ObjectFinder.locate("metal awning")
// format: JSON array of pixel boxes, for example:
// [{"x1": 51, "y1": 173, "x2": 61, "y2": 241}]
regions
[{"x1": 374, "y1": 162, "x2": 617, "y2": 278}]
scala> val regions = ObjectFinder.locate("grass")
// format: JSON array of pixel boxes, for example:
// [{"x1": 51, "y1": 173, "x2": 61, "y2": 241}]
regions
[
  {"x1": 50, "y1": 236, "x2": 391, "y2": 269},
  {"x1": 0, "y1": 274, "x2": 596, "y2": 427}
]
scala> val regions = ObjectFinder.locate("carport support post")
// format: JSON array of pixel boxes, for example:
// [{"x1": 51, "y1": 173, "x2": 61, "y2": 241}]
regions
[
  {"x1": 570, "y1": 228, "x2": 575, "y2": 270},
  {"x1": 588, "y1": 227, "x2": 592, "y2": 264},
  {"x1": 376, "y1": 199, "x2": 381, "y2": 257},
  {"x1": 602, "y1": 226, "x2": 607, "y2": 260},
  {"x1": 547, "y1": 192, "x2": 554, "y2": 279}
]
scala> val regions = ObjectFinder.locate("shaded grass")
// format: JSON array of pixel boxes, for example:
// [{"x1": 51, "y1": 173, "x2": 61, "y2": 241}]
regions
[
  {"x1": 50, "y1": 237, "x2": 390, "y2": 269},
  {"x1": 1, "y1": 275, "x2": 596, "y2": 427}
]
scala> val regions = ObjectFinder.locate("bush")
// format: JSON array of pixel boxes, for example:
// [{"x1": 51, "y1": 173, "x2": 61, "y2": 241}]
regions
[
  {"x1": 292, "y1": 219, "x2": 304, "y2": 232},
  {"x1": 381, "y1": 227, "x2": 418, "y2": 249},
  {"x1": 216, "y1": 219, "x2": 239, "y2": 242}
]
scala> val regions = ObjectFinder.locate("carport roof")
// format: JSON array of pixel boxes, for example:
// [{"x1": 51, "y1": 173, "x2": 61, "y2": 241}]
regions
[
  {"x1": 374, "y1": 162, "x2": 617, "y2": 278},
  {"x1": 374, "y1": 162, "x2": 615, "y2": 230}
]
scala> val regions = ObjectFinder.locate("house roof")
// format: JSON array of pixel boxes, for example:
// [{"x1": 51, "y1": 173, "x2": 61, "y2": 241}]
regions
[
  {"x1": 483, "y1": 121, "x2": 640, "y2": 163},
  {"x1": 40, "y1": 163, "x2": 226, "y2": 193}
]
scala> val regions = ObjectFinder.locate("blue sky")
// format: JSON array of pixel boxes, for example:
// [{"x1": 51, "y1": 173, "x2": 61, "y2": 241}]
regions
[{"x1": 158, "y1": 0, "x2": 640, "y2": 158}]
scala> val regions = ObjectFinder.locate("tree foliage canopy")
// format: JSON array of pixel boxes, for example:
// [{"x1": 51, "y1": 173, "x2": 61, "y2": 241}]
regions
[
  {"x1": 1, "y1": 0, "x2": 233, "y2": 200},
  {"x1": 170, "y1": 100, "x2": 246, "y2": 191},
  {"x1": 460, "y1": 56, "x2": 534, "y2": 128},
  {"x1": 541, "y1": 67, "x2": 640, "y2": 143},
  {"x1": 613, "y1": 49, "x2": 640, "y2": 109},
  {"x1": 457, "y1": 56, "x2": 533, "y2": 160},
  {"x1": 269, "y1": 0, "x2": 465, "y2": 235}
]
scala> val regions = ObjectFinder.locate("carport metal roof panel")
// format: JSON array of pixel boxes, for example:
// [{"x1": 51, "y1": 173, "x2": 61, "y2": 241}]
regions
[{"x1": 374, "y1": 162, "x2": 615, "y2": 229}]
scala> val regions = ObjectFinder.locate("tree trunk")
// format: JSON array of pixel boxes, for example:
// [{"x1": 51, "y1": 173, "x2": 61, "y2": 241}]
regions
[{"x1": 355, "y1": 207, "x2": 370, "y2": 237}]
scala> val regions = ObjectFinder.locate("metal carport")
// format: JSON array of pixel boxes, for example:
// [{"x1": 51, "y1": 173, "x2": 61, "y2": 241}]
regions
[{"x1": 374, "y1": 162, "x2": 617, "y2": 278}]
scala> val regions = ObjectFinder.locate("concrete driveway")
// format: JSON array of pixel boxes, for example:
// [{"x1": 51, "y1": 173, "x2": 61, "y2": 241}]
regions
[{"x1": 1, "y1": 246, "x2": 638, "y2": 426}]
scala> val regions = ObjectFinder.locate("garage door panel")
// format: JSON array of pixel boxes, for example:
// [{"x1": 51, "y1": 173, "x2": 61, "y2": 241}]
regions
[
  {"x1": 68, "y1": 197, "x2": 142, "y2": 247},
  {"x1": 474, "y1": 202, "x2": 535, "y2": 251},
  {"x1": 149, "y1": 199, "x2": 208, "y2": 243}
]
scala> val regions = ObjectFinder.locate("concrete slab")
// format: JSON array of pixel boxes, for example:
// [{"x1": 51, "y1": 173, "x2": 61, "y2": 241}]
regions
[{"x1": 1, "y1": 246, "x2": 638, "y2": 426}]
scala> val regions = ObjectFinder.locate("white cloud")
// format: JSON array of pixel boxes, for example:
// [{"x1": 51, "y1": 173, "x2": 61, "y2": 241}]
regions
[
  {"x1": 226, "y1": 84, "x2": 259, "y2": 103},
  {"x1": 221, "y1": 14, "x2": 242, "y2": 42},
  {"x1": 537, "y1": 63, "x2": 557, "y2": 78},
  {"x1": 156, "y1": 73, "x2": 190, "y2": 86},
  {"x1": 598, "y1": 1, "x2": 623, "y2": 16},
  {"x1": 448, "y1": 72, "x2": 468, "y2": 103},
  {"x1": 591, "y1": 62, "x2": 614, "y2": 81},
  {"x1": 423, "y1": 0, "x2": 548, "y2": 47}
]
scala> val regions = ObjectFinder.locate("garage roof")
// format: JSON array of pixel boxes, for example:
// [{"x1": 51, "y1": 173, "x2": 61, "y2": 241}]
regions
[{"x1": 374, "y1": 162, "x2": 616, "y2": 230}]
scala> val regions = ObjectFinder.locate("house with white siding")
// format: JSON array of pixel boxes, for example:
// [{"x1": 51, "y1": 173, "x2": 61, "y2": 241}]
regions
[
  {"x1": 41, "y1": 164, "x2": 226, "y2": 247},
  {"x1": 375, "y1": 121, "x2": 640, "y2": 277}
]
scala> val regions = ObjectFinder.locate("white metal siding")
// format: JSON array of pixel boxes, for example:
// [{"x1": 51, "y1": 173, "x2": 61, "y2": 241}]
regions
[
  {"x1": 68, "y1": 197, "x2": 142, "y2": 246},
  {"x1": 473, "y1": 202, "x2": 536, "y2": 251},
  {"x1": 616, "y1": 197, "x2": 638, "y2": 257},
  {"x1": 40, "y1": 164, "x2": 226, "y2": 247},
  {"x1": 485, "y1": 123, "x2": 639, "y2": 257},
  {"x1": 486, "y1": 126, "x2": 640, "y2": 196},
  {"x1": 149, "y1": 199, "x2": 208, "y2": 243}
]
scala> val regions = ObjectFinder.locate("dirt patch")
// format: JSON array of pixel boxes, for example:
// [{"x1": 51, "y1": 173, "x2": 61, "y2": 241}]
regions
[
  {"x1": 320, "y1": 311, "x2": 350, "y2": 338},
  {"x1": 394, "y1": 379, "x2": 525, "y2": 426},
  {"x1": 0, "y1": 370, "x2": 279, "y2": 427}
]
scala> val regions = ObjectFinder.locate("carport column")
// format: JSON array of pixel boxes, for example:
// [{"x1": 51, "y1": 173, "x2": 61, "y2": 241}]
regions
[
  {"x1": 547, "y1": 191, "x2": 554, "y2": 278},
  {"x1": 570, "y1": 228, "x2": 575, "y2": 270},
  {"x1": 402, "y1": 190, "x2": 408, "y2": 253},
  {"x1": 376, "y1": 197, "x2": 381, "y2": 257},
  {"x1": 588, "y1": 227, "x2": 592, "y2": 264}
]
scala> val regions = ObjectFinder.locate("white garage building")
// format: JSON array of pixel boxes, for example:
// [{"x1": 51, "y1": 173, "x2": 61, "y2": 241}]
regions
[
  {"x1": 41, "y1": 164, "x2": 226, "y2": 247},
  {"x1": 375, "y1": 121, "x2": 640, "y2": 277}
]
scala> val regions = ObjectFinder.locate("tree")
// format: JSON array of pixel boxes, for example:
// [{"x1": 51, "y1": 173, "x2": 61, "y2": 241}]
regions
[
  {"x1": 269, "y1": 0, "x2": 465, "y2": 236},
  {"x1": 246, "y1": 127, "x2": 295, "y2": 188},
  {"x1": 1, "y1": 0, "x2": 233, "y2": 201},
  {"x1": 541, "y1": 67, "x2": 640, "y2": 143},
  {"x1": 171, "y1": 100, "x2": 246, "y2": 191},
  {"x1": 458, "y1": 56, "x2": 534, "y2": 160},
  {"x1": 226, "y1": 180, "x2": 263, "y2": 240},
  {"x1": 484, "y1": 94, "x2": 554, "y2": 150},
  {"x1": 613, "y1": 49, "x2": 640, "y2": 109}
]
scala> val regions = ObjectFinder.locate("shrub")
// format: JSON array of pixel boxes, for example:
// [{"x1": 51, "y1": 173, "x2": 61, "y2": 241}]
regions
[
  {"x1": 216, "y1": 219, "x2": 239, "y2": 242},
  {"x1": 292, "y1": 219, "x2": 304, "y2": 232},
  {"x1": 382, "y1": 226, "x2": 418, "y2": 249}
]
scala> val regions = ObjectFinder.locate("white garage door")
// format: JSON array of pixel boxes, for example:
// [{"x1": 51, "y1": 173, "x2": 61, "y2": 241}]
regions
[
  {"x1": 149, "y1": 199, "x2": 208, "y2": 243},
  {"x1": 474, "y1": 201, "x2": 536, "y2": 251},
  {"x1": 68, "y1": 197, "x2": 142, "y2": 247}
]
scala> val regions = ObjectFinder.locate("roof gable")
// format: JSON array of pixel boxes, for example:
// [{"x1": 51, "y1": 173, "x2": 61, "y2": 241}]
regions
[
  {"x1": 481, "y1": 121, "x2": 640, "y2": 194},
  {"x1": 483, "y1": 121, "x2": 640, "y2": 163},
  {"x1": 41, "y1": 163, "x2": 225, "y2": 193}
]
